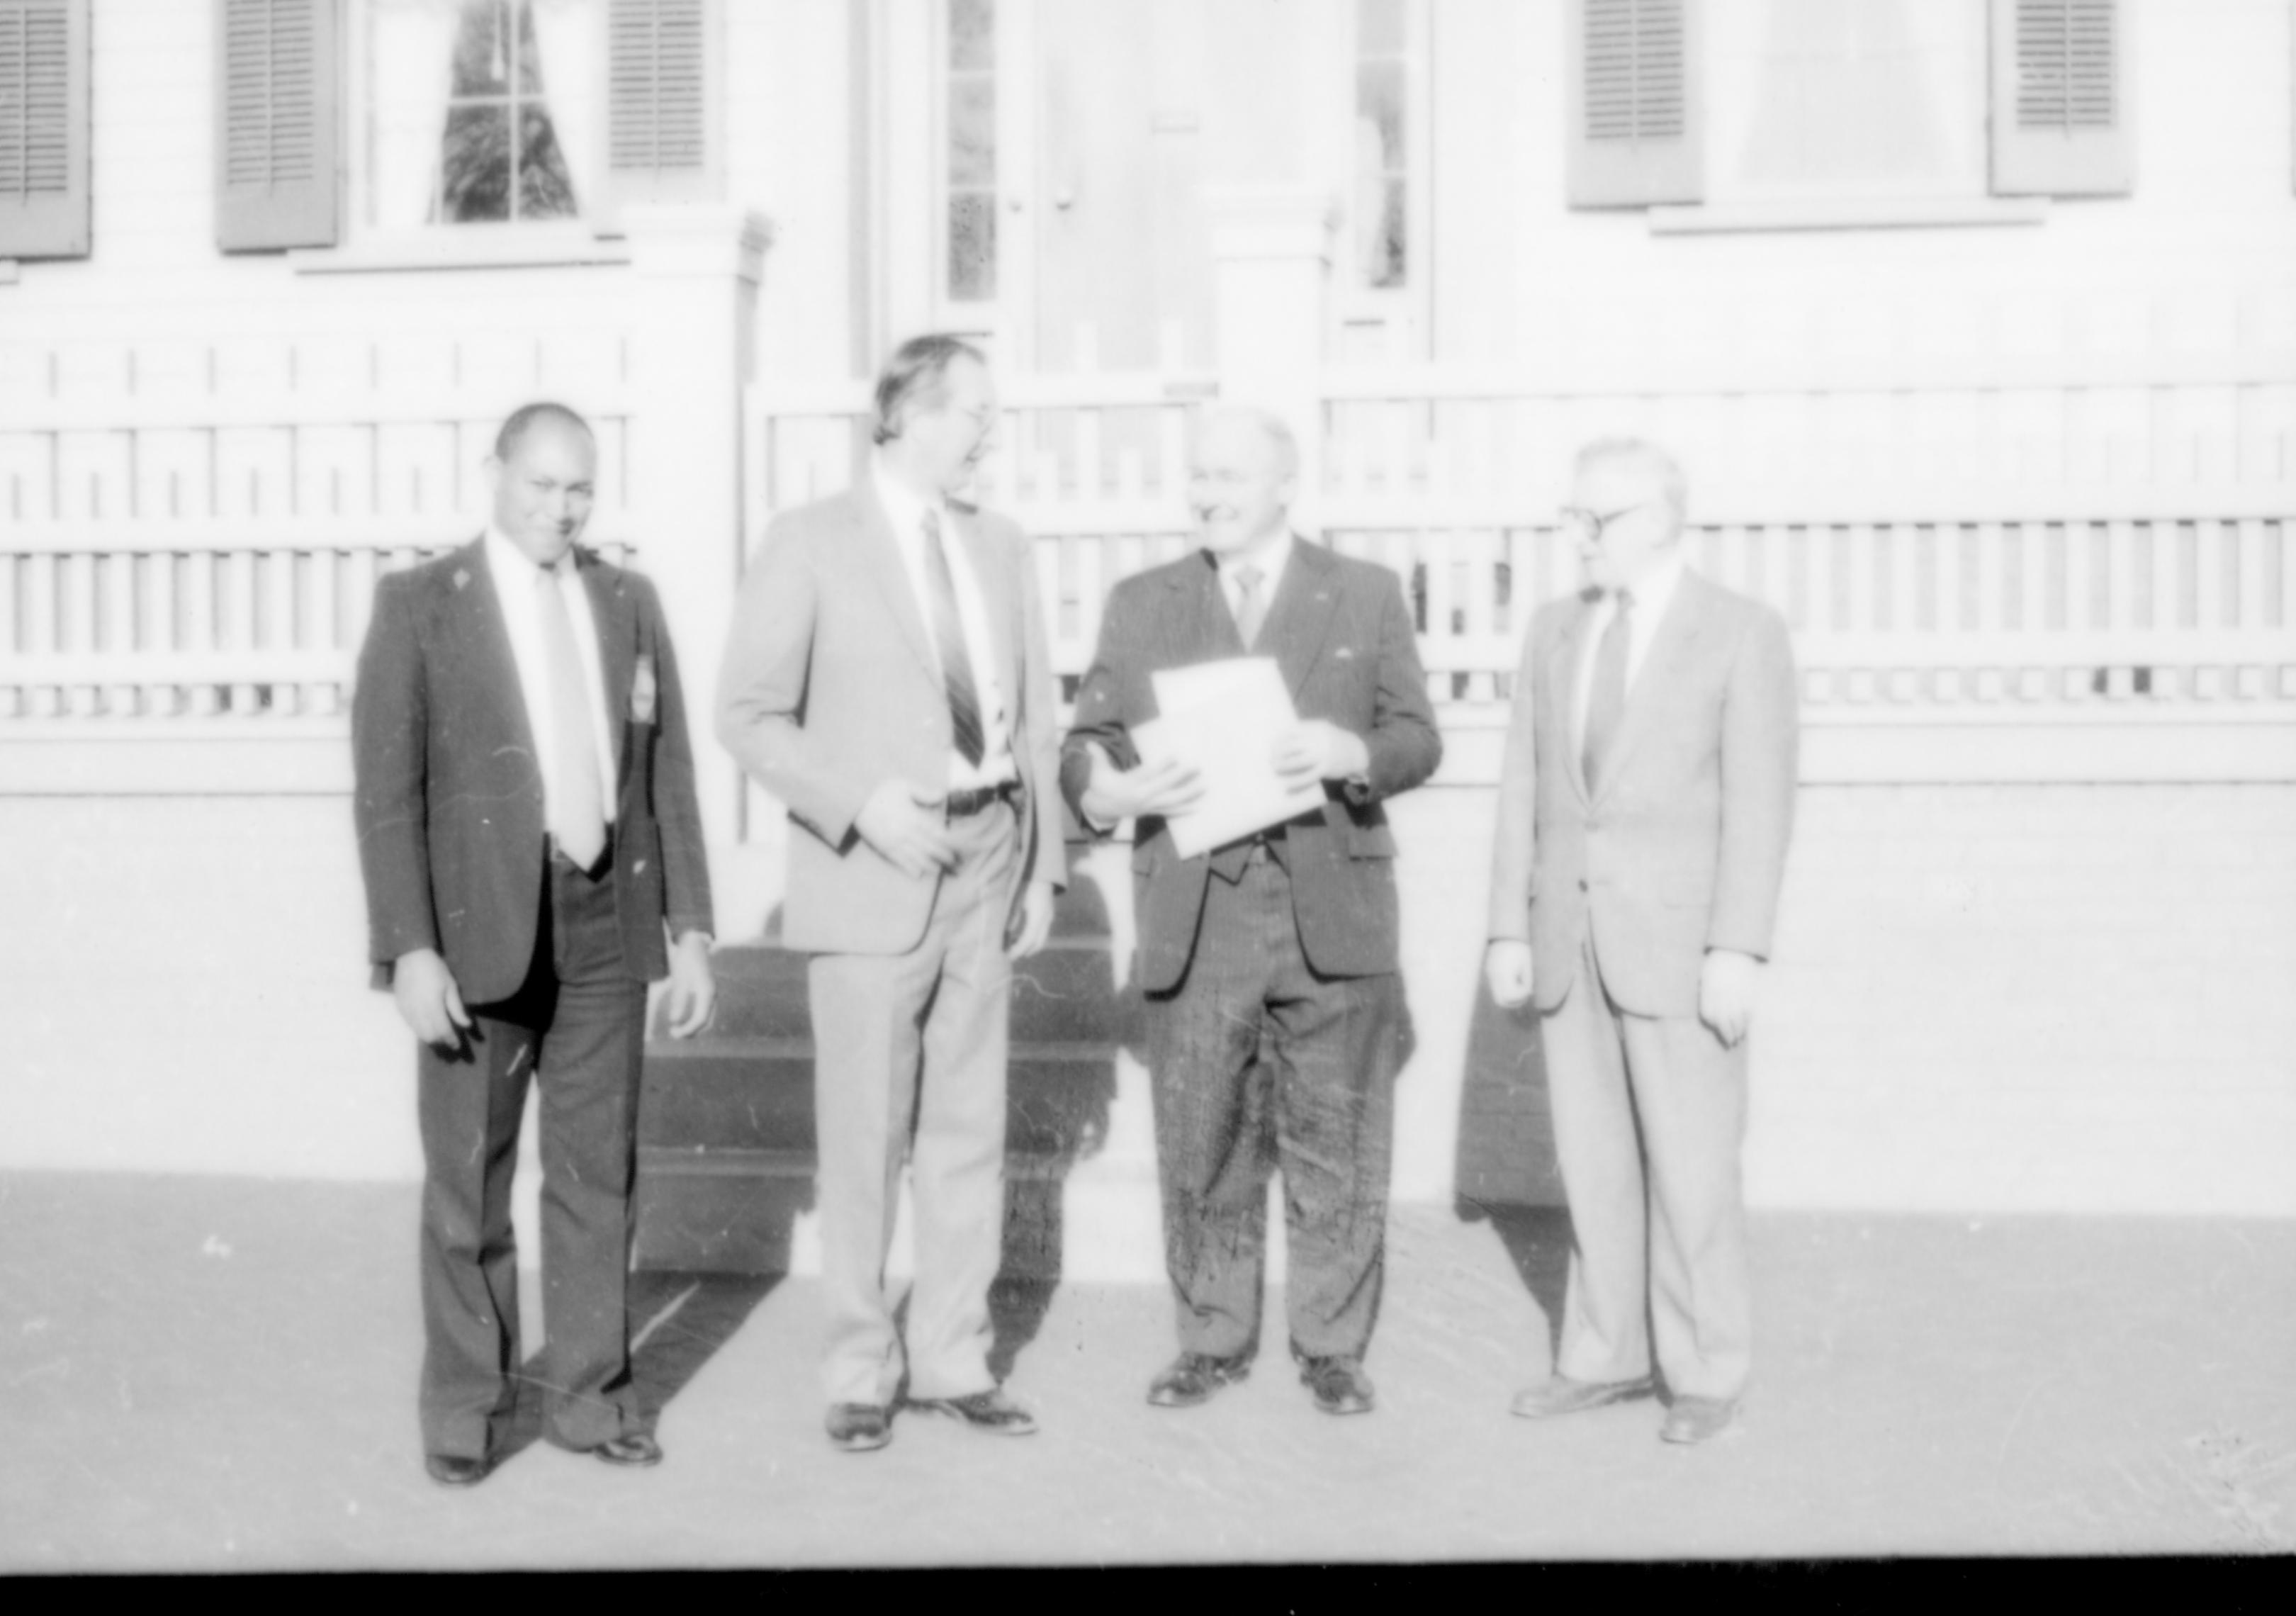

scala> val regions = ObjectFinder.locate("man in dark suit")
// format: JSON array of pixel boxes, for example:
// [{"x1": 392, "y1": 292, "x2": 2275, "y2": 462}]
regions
[
  {"x1": 1485, "y1": 437, "x2": 1799, "y2": 1446},
  {"x1": 716, "y1": 335, "x2": 1066, "y2": 1454},
  {"x1": 1062, "y1": 406, "x2": 1441, "y2": 1417},
  {"x1": 352, "y1": 402, "x2": 716, "y2": 1487}
]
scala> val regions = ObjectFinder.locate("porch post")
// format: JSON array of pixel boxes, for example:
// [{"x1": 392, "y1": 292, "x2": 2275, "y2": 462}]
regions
[
  {"x1": 1204, "y1": 189, "x2": 1336, "y2": 525},
  {"x1": 622, "y1": 205, "x2": 773, "y2": 913}
]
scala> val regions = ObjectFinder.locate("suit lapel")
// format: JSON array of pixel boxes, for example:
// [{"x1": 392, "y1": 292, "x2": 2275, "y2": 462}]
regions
[
  {"x1": 448, "y1": 537, "x2": 538, "y2": 767},
  {"x1": 852, "y1": 483, "x2": 940, "y2": 680},
  {"x1": 1260, "y1": 537, "x2": 1344, "y2": 702},
  {"x1": 579, "y1": 551, "x2": 637, "y2": 782},
  {"x1": 1154, "y1": 552, "x2": 1235, "y2": 707},
  {"x1": 1590, "y1": 571, "x2": 1711, "y2": 803},
  {"x1": 1550, "y1": 596, "x2": 1597, "y2": 807}
]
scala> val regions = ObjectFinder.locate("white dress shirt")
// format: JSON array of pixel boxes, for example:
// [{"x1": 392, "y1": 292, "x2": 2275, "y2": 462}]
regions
[
  {"x1": 872, "y1": 459, "x2": 1016, "y2": 791},
  {"x1": 1571, "y1": 550, "x2": 1689, "y2": 756},
  {"x1": 484, "y1": 527, "x2": 619, "y2": 830}
]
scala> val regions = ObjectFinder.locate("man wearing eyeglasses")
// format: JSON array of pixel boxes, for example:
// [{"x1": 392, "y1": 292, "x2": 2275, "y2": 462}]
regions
[
  {"x1": 1484, "y1": 438, "x2": 1799, "y2": 1446},
  {"x1": 716, "y1": 335, "x2": 1065, "y2": 1453}
]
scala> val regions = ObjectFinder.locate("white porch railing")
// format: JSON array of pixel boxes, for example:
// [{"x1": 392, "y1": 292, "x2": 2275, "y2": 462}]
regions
[
  {"x1": 1319, "y1": 329, "x2": 2296, "y2": 736},
  {"x1": 0, "y1": 335, "x2": 638, "y2": 731}
]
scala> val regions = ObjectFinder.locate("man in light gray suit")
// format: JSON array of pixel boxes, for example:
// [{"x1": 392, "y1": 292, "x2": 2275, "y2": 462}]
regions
[
  {"x1": 715, "y1": 335, "x2": 1066, "y2": 1452},
  {"x1": 1485, "y1": 438, "x2": 1798, "y2": 1446}
]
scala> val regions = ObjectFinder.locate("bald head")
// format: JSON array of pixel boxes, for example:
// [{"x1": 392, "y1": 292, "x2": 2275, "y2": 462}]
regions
[
  {"x1": 1188, "y1": 405, "x2": 1298, "y2": 558},
  {"x1": 1194, "y1": 405, "x2": 1299, "y2": 481}
]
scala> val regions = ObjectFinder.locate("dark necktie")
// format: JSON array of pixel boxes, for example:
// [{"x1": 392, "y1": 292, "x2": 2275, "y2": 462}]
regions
[
  {"x1": 536, "y1": 567, "x2": 607, "y2": 869},
  {"x1": 1231, "y1": 563, "x2": 1266, "y2": 649},
  {"x1": 1580, "y1": 588, "x2": 1634, "y2": 790},
  {"x1": 919, "y1": 510, "x2": 986, "y2": 766}
]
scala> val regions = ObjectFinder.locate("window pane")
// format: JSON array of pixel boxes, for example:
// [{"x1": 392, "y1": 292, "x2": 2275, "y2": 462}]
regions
[
  {"x1": 441, "y1": 103, "x2": 513, "y2": 221},
  {"x1": 1356, "y1": 59, "x2": 1405, "y2": 169},
  {"x1": 950, "y1": 0, "x2": 995, "y2": 72},
  {"x1": 514, "y1": 1, "x2": 547, "y2": 95},
  {"x1": 949, "y1": 76, "x2": 996, "y2": 188},
  {"x1": 450, "y1": 0, "x2": 514, "y2": 97},
  {"x1": 517, "y1": 105, "x2": 578, "y2": 220},
  {"x1": 948, "y1": 192, "x2": 997, "y2": 301},
  {"x1": 1357, "y1": 0, "x2": 1405, "y2": 58},
  {"x1": 1366, "y1": 177, "x2": 1405, "y2": 288}
]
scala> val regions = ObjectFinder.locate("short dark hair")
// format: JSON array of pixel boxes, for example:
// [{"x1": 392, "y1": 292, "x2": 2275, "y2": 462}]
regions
[
  {"x1": 872, "y1": 335, "x2": 987, "y2": 447},
  {"x1": 494, "y1": 401, "x2": 595, "y2": 462}
]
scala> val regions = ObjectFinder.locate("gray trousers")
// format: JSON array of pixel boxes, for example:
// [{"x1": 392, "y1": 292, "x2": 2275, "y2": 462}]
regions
[
  {"x1": 416, "y1": 848, "x2": 647, "y2": 1461},
  {"x1": 1541, "y1": 931, "x2": 1754, "y2": 1401},
  {"x1": 807, "y1": 802, "x2": 1021, "y2": 1406},
  {"x1": 1145, "y1": 843, "x2": 1405, "y2": 1366}
]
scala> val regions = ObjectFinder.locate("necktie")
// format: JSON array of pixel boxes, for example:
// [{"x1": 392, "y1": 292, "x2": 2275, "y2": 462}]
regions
[
  {"x1": 920, "y1": 510, "x2": 986, "y2": 766},
  {"x1": 536, "y1": 567, "x2": 607, "y2": 870},
  {"x1": 1231, "y1": 563, "x2": 1266, "y2": 649},
  {"x1": 1580, "y1": 588, "x2": 1634, "y2": 791}
]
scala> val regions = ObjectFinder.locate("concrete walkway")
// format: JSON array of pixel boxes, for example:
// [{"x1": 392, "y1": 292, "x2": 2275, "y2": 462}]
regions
[{"x1": 1, "y1": 1173, "x2": 2290, "y2": 1567}]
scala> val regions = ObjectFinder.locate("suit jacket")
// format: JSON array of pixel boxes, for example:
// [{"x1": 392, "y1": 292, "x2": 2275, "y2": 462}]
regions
[
  {"x1": 1061, "y1": 540, "x2": 1442, "y2": 994},
  {"x1": 1487, "y1": 568, "x2": 1799, "y2": 1018},
  {"x1": 714, "y1": 483, "x2": 1067, "y2": 955},
  {"x1": 351, "y1": 539, "x2": 714, "y2": 1005}
]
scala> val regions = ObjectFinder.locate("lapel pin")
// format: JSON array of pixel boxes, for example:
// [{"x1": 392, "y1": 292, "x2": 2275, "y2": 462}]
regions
[{"x1": 452, "y1": 568, "x2": 471, "y2": 590}]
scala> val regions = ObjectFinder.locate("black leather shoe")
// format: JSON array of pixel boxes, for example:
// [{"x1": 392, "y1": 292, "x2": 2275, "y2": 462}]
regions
[
  {"x1": 826, "y1": 1403, "x2": 892, "y2": 1453},
  {"x1": 908, "y1": 1387, "x2": 1038, "y2": 1436},
  {"x1": 1300, "y1": 1356, "x2": 1375, "y2": 1415},
  {"x1": 1147, "y1": 1352, "x2": 1252, "y2": 1409},
  {"x1": 591, "y1": 1432, "x2": 664, "y2": 1468},
  {"x1": 424, "y1": 1453, "x2": 493, "y2": 1488}
]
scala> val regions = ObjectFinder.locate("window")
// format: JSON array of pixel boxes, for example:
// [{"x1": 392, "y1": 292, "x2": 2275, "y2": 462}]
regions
[
  {"x1": 1353, "y1": 0, "x2": 1410, "y2": 291},
  {"x1": 0, "y1": 0, "x2": 89, "y2": 260},
  {"x1": 1339, "y1": 0, "x2": 1429, "y2": 354},
  {"x1": 214, "y1": 0, "x2": 716, "y2": 259},
  {"x1": 943, "y1": 0, "x2": 997, "y2": 303},
  {"x1": 364, "y1": 0, "x2": 596, "y2": 231},
  {"x1": 1564, "y1": 0, "x2": 2132, "y2": 219}
]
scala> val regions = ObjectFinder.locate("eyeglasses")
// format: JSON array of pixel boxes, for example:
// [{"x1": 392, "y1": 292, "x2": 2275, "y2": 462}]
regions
[{"x1": 1558, "y1": 502, "x2": 1655, "y2": 544}]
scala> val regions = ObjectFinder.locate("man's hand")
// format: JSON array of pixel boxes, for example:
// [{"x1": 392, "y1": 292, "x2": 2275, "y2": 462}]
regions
[
  {"x1": 1485, "y1": 941, "x2": 1535, "y2": 1009},
  {"x1": 1272, "y1": 719, "x2": 1371, "y2": 786},
  {"x1": 856, "y1": 779, "x2": 959, "y2": 880},
  {"x1": 1078, "y1": 744, "x2": 1204, "y2": 826},
  {"x1": 393, "y1": 948, "x2": 473, "y2": 1053},
  {"x1": 1006, "y1": 879, "x2": 1056, "y2": 960},
  {"x1": 663, "y1": 931, "x2": 716, "y2": 1039},
  {"x1": 1699, "y1": 949, "x2": 1762, "y2": 1048}
]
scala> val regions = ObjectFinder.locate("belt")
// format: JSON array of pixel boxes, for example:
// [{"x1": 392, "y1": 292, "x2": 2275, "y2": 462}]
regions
[{"x1": 945, "y1": 780, "x2": 1020, "y2": 819}]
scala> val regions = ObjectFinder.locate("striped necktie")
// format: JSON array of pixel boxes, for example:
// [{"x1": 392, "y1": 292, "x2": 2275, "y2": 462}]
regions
[
  {"x1": 919, "y1": 510, "x2": 986, "y2": 766},
  {"x1": 1232, "y1": 563, "x2": 1266, "y2": 649}
]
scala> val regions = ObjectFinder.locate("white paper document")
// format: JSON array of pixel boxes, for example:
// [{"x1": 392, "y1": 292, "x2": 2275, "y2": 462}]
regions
[{"x1": 1131, "y1": 657, "x2": 1325, "y2": 860}]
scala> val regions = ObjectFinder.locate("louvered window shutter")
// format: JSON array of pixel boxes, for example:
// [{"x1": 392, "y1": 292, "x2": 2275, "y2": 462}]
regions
[
  {"x1": 215, "y1": 0, "x2": 341, "y2": 252},
  {"x1": 0, "y1": 0, "x2": 90, "y2": 259},
  {"x1": 1990, "y1": 0, "x2": 2130, "y2": 196},
  {"x1": 1565, "y1": 0, "x2": 1701, "y2": 208},
  {"x1": 604, "y1": 0, "x2": 721, "y2": 210}
]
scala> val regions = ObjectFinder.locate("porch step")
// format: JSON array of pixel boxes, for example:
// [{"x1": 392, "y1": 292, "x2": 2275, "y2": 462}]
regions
[{"x1": 634, "y1": 907, "x2": 1144, "y2": 1278}]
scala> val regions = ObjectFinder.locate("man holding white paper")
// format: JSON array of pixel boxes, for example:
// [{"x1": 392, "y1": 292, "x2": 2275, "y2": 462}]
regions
[{"x1": 1061, "y1": 407, "x2": 1441, "y2": 1418}]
